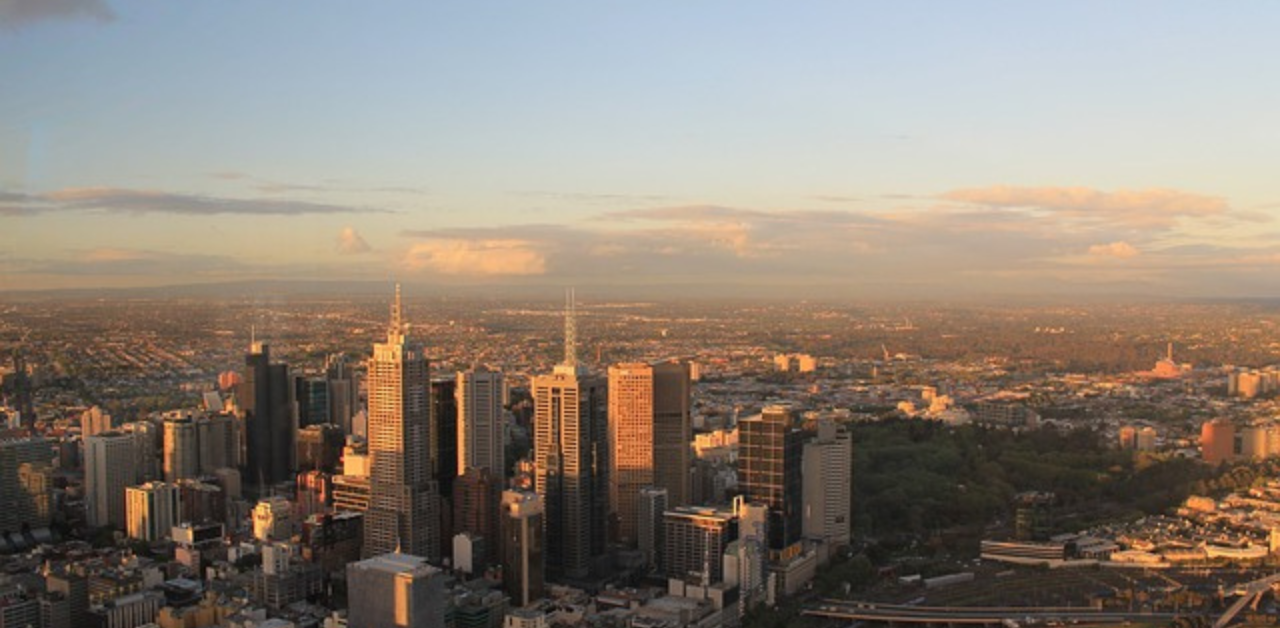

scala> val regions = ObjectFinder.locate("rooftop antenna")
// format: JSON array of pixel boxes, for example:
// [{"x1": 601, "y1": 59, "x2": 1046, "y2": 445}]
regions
[
  {"x1": 563, "y1": 288, "x2": 577, "y2": 368},
  {"x1": 391, "y1": 283, "x2": 403, "y2": 332}
]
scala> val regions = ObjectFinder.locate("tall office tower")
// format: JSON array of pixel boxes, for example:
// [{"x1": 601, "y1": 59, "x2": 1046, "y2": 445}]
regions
[
  {"x1": 638, "y1": 486, "x2": 668, "y2": 571},
  {"x1": 364, "y1": 285, "x2": 442, "y2": 561},
  {"x1": 125, "y1": 482, "x2": 180, "y2": 542},
  {"x1": 120, "y1": 421, "x2": 161, "y2": 482},
  {"x1": 325, "y1": 353, "x2": 359, "y2": 434},
  {"x1": 531, "y1": 295, "x2": 608, "y2": 580},
  {"x1": 430, "y1": 378, "x2": 459, "y2": 502},
  {"x1": 738, "y1": 405, "x2": 803, "y2": 552},
  {"x1": 85, "y1": 431, "x2": 138, "y2": 529},
  {"x1": 454, "y1": 466, "x2": 498, "y2": 566},
  {"x1": 297, "y1": 423, "x2": 345, "y2": 472},
  {"x1": 237, "y1": 341, "x2": 296, "y2": 493},
  {"x1": 347, "y1": 553, "x2": 448, "y2": 628},
  {"x1": 81, "y1": 406, "x2": 112, "y2": 437},
  {"x1": 802, "y1": 420, "x2": 852, "y2": 549},
  {"x1": 163, "y1": 416, "x2": 199, "y2": 482},
  {"x1": 0, "y1": 438, "x2": 54, "y2": 532},
  {"x1": 458, "y1": 366, "x2": 506, "y2": 478},
  {"x1": 294, "y1": 376, "x2": 330, "y2": 428},
  {"x1": 197, "y1": 413, "x2": 238, "y2": 473},
  {"x1": 663, "y1": 506, "x2": 737, "y2": 585},
  {"x1": 608, "y1": 360, "x2": 691, "y2": 545},
  {"x1": 501, "y1": 490, "x2": 545, "y2": 607}
]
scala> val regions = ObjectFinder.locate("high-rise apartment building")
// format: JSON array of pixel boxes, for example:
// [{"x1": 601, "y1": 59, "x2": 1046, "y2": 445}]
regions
[
  {"x1": 81, "y1": 406, "x2": 112, "y2": 437},
  {"x1": 802, "y1": 419, "x2": 852, "y2": 549},
  {"x1": 501, "y1": 489, "x2": 545, "y2": 607},
  {"x1": 638, "y1": 486, "x2": 668, "y2": 571},
  {"x1": 663, "y1": 506, "x2": 737, "y2": 585},
  {"x1": 126, "y1": 482, "x2": 180, "y2": 542},
  {"x1": 458, "y1": 366, "x2": 506, "y2": 478},
  {"x1": 363, "y1": 286, "x2": 442, "y2": 561},
  {"x1": 85, "y1": 431, "x2": 139, "y2": 529},
  {"x1": 608, "y1": 360, "x2": 691, "y2": 545},
  {"x1": 531, "y1": 296, "x2": 607, "y2": 580},
  {"x1": 163, "y1": 416, "x2": 199, "y2": 482},
  {"x1": 738, "y1": 405, "x2": 803, "y2": 551},
  {"x1": 237, "y1": 342, "x2": 296, "y2": 492},
  {"x1": 347, "y1": 553, "x2": 448, "y2": 628}
]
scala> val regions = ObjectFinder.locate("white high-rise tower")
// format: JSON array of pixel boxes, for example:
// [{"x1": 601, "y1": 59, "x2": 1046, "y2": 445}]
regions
[{"x1": 363, "y1": 284, "x2": 442, "y2": 561}]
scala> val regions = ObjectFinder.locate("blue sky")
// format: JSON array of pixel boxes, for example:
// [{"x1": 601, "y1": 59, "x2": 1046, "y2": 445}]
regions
[{"x1": 3, "y1": 1, "x2": 1280, "y2": 296}]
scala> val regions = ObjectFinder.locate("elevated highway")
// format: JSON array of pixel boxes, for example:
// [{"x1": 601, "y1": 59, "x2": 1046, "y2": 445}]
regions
[{"x1": 804, "y1": 599, "x2": 1179, "y2": 625}]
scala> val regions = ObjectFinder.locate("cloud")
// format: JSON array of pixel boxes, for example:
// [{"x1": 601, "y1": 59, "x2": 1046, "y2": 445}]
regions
[
  {"x1": 1087, "y1": 241, "x2": 1140, "y2": 259},
  {"x1": 511, "y1": 190, "x2": 670, "y2": 204},
  {"x1": 3, "y1": 186, "x2": 388, "y2": 216},
  {"x1": 401, "y1": 239, "x2": 546, "y2": 276},
  {"x1": 0, "y1": 0, "x2": 113, "y2": 27},
  {"x1": 941, "y1": 185, "x2": 1228, "y2": 228},
  {"x1": 337, "y1": 227, "x2": 371, "y2": 255}
]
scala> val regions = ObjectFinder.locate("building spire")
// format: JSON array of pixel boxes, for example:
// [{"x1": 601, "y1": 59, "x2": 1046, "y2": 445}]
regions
[
  {"x1": 389, "y1": 283, "x2": 404, "y2": 339},
  {"x1": 563, "y1": 288, "x2": 577, "y2": 368}
]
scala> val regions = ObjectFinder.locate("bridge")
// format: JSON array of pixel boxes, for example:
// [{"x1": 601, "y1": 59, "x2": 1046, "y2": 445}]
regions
[
  {"x1": 1212, "y1": 572, "x2": 1280, "y2": 628},
  {"x1": 803, "y1": 599, "x2": 1179, "y2": 625}
]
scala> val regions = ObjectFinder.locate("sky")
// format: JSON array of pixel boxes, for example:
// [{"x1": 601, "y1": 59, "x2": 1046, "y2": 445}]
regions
[{"x1": 3, "y1": 1, "x2": 1280, "y2": 298}]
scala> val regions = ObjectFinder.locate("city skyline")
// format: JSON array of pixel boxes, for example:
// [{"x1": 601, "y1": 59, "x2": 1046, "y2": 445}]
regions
[{"x1": 4, "y1": 3, "x2": 1280, "y2": 297}]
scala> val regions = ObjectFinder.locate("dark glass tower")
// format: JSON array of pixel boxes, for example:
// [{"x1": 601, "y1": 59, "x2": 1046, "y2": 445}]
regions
[
  {"x1": 738, "y1": 405, "x2": 803, "y2": 551},
  {"x1": 238, "y1": 343, "x2": 295, "y2": 493},
  {"x1": 531, "y1": 296, "x2": 608, "y2": 581},
  {"x1": 430, "y1": 378, "x2": 459, "y2": 502}
]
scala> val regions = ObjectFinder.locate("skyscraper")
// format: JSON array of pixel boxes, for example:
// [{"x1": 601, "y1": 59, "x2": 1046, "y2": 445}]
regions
[
  {"x1": 500, "y1": 489, "x2": 545, "y2": 607},
  {"x1": 363, "y1": 285, "x2": 442, "y2": 561},
  {"x1": 294, "y1": 376, "x2": 330, "y2": 428},
  {"x1": 429, "y1": 378, "x2": 459, "y2": 502},
  {"x1": 163, "y1": 415, "x2": 199, "y2": 483},
  {"x1": 531, "y1": 295, "x2": 608, "y2": 580},
  {"x1": 0, "y1": 438, "x2": 54, "y2": 533},
  {"x1": 608, "y1": 360, "x2": 691, "y2": 545},
  {"x1": 85, "y1": 431, "x2": 138, "y2": 529},
  {"x1": 801, "y1": 419, "x2": 852, "y2": 549},
  {"x1": 638, "y1": 486, "x2": 668, "y2": 571},
  {"x1": 237, "y1": 342, "x2": 296, "y2": 492},
  {"x1": 457, "y1": 366, "x2": 506, "y2": 479},
  {"x1": 125, "y1": 481, "x2": 180, "y2": 542},
  {"x1": 325, "y1": 353, "x2": 359, "y2": 434},
  {"x1": 738, "y1": 405, "x2": 803, "y2": 552}
]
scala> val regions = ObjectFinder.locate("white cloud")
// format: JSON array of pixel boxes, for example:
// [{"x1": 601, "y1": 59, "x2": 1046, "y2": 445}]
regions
[
  {"x1": 941, "y1": 185, "x2": 1229, "y2": 229},
  {"x1": 337, "y1": 227, "x2": 371, "y2": 254},
  {"x1": 1087, "y1": 241, "x2": 1140, "y2": 259},
  {"x1": 401, "y1": 239, "x2": 546, "y2": 276}
]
